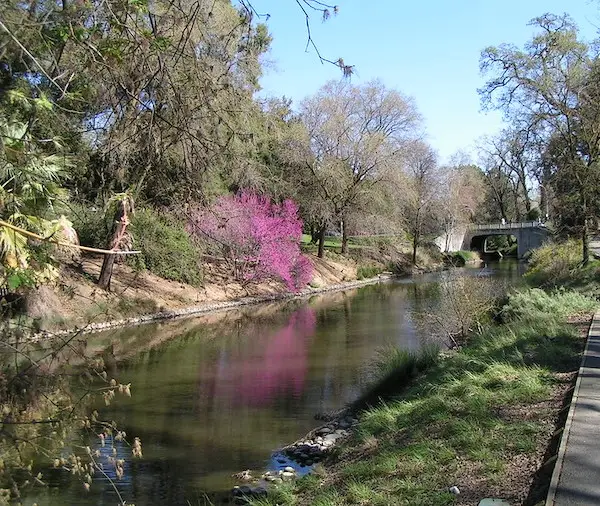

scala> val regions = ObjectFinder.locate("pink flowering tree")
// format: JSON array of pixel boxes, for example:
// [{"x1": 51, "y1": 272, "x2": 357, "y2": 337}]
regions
[{"x1": 188, "y1": 191, "x2": 313, "y2": 291}]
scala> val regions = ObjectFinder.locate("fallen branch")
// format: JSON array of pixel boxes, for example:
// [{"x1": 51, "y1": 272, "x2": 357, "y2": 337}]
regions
[{"x1": 0, "y1": 220, "x2": 140, "y2": 255}]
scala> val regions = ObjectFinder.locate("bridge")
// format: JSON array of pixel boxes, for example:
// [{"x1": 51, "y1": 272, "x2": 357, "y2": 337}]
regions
[{"x1": 437, "y1": 221, "x2": 552, "y2": 259}]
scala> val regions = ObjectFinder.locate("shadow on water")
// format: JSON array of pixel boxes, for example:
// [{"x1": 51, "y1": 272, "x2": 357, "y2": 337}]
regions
[{"x1": 32, "y1": 260, "x2": 524, "y2": 506}]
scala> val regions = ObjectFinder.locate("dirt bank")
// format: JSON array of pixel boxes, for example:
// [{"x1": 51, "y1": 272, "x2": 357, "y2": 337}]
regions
[{"x1": 18, "y1": 251, "x2": 365, "y2": 335}]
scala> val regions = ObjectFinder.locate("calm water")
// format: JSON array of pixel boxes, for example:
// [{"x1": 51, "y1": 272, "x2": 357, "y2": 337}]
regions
[{"x1": 35, "y1": 260, "x2": 524, "y2": 506}]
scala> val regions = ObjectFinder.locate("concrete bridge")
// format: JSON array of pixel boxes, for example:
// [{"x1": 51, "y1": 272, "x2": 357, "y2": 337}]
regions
[{"x1": 437, "y1": 221, "x2": 552, "y2": 259}]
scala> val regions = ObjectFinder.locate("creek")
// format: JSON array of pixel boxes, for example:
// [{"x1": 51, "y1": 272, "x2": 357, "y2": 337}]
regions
[{"x1": 34, "y1": 260, "x2": 524, "y2": 505}]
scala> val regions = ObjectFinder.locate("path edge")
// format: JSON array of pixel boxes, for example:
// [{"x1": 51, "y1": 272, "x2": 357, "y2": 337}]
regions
[{"x1": 545, "y1": 312, "x2": 599, "y2": 505}]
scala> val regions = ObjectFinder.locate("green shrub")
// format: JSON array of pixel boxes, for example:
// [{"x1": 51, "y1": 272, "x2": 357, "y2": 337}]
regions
[
  {"x1": 67, "y1": 201, "x2": 109, "y2": 248},
  {"x1": 501, "y1": 287, "x2": 596, "y2": 322},
  {"x1": 357, "y1": 264, "x2": 384, "y2": 280},
  {"x1": 446, "y1": 250, "x2": 481, "y2": 266},
  {"x1": 128, "y1": 208, "x2": 203, "y2": 286},
  {"x1": 525, "y1": 240, "x2": 583, "y2": 286},
  {"x1": 355, "y1": 344, "x2": 440, "y2": 407}
]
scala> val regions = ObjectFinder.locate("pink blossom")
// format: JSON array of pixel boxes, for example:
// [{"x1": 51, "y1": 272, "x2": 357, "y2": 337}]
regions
[{"x1": 188, "y1": 191, "x2": 313, "y2": 291}]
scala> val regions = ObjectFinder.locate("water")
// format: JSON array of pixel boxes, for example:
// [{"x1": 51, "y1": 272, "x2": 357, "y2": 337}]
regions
[{"x1": 35, "y1": 261, "x2": 524, "y2": 506}]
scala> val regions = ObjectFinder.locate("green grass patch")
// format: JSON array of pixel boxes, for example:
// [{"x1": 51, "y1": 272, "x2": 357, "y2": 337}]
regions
[
  {"x1": 253, "y1": 288, "x2": 594, "y2": 505},
  {"x1": 356, "y1": 264, "x2": 385, "y2": 280}
]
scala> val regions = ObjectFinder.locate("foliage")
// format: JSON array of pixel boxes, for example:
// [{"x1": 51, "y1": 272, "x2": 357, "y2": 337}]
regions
[
  {"x1": 0, "y1": 110, "x2": 77, "y2": 287},
  {"x1": 445, "y1": 250, "x2": 481, "y2": 266},
  {"x1": 255, "y1": 290, "x2": 588, "y2": 505},
  {"x1": 525, "y1": 240, "x2": 590, "y2": 287},
  {"x1": 188, "y1": 191, "x2": 312, "y2": 291},
  {"x1": 297, "y1": 79, "x2": 422, "y2": 256},
  {"x1": 501, "y1": 287, "x2": 596, "y2": 322},
  {"x1": 67, "y1": 202, "x2": 109, "y2": 249},
  {"x1": 356, "y1": 264, "x2": 384, "y2": 280},
  {"x1": 355, "y1": 344, "x2": 440, "y2": 407},
  {"x1": 421, "y1": 271, "x2": 500, "y2": 346},
  {"x1": 479, "y1": 13, "x2": 600, "y2": 263},
  {"x1": 129, "y1": 208, "x2": 203, "y2": 286}
]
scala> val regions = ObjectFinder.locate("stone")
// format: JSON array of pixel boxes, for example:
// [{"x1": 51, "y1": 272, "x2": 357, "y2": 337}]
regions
[
  {"x1": 251, "y1": 486, "x2": 267, "y2": 497},
  {"x1": 232, "y1": 485, "x2": 252, "y2": 497},
  {"x1": 449, "y1": 486, "x2": 460, "y2": 495},
  {"x1": 319, "y1": 427, "x2": 332, "y2": 434},
  {"x1": 281, "y1": 471, "x2": 295, "y2": 480},
  {"x1": 283, "y1": 466, "x2": 295, "y2": 473}
]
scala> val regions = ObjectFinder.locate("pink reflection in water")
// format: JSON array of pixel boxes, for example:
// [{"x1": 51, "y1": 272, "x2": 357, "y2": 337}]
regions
[{"x1": 212, "y1": 307, "x2": 317, "y2": 407}]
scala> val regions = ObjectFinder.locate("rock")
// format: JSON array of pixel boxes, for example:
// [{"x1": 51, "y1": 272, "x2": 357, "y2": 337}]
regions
[
  {"x1": 449, "y1": 486, "x2": 460, "y2": 495},
  {"x1": 283, "y1": 466, "x2": 295, "y2": 473},
  {"x1": 305, "y1": 460, "x2": 313, "y2": 466},
  {"x1": 281, "y1": 471, "x2": 295, "y2": 480},
  {"x1": 251, "y1": 486, "x2": 267, "y2": 497},
  {"x1": 319, "y1": 427, "x2": 332, "y2": 434},
  {"x1": 232, "y1": 485, "x2": 252, "y2": 497}
]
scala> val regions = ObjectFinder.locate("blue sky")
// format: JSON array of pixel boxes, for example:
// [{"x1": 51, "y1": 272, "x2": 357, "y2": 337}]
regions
[{"x1": 256, "y1": 0, "x2": 600, "y2": 163}]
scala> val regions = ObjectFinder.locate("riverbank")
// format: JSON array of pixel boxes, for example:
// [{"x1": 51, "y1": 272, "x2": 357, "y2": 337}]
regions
[
  {"x1": 13, "y1": 252, "x2": 398, "y2": 340},
  {"x1": 251, "y1": 288, "x2": 596, "y2": 506},
  {"x1": 13, "y1": 242, "x2": 450, "y2": 339}
]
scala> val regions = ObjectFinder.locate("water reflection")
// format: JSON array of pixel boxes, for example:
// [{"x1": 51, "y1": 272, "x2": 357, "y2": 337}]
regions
[{"x1": 34, "y1": 261, "x2": 523, "y2": 506}]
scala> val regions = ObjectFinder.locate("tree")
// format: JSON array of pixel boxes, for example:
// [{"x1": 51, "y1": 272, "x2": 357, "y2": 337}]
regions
[
  {"x1": 187, "y1": 191, "x2": 312, "y2": 291},
  {"x1": 479, "y1": 13, "x2": 600, "y2": 263},
  {"x1": 299, "y1": 79, "x2": 422, "y2": 256},
  {"x1": 479, "y1": 128, "x2": 538, "y2": 221},
  {"x1": 438, "y1": 162, "x2": 485, "y2": 251},
  {"x1": 396, "y1": 141, "x2": 443, "y2": 264}
]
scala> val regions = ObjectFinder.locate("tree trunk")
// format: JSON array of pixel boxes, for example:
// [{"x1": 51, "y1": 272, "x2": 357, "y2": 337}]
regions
[
  {"x1": 98, "y1": 197, "x2": 133, "y2": 291},
  {"x1": 317, "y1": 226, "x2": 326, "y2": 259},
  {"x1": 310, "y1": 225, "x2": 318, "y2": 244},
  {"x1": 412, "y1": 234, "x2": 418, "y2": 265},
  {"x1": 98, "y1": 254, "x2": 116, "y2": 291},
  {"x1": 341, "y1": 219, "x2": 348, "y2": 254},
  {"x1": 582, "y1": 218, "x2": 589, "y2": 266}
]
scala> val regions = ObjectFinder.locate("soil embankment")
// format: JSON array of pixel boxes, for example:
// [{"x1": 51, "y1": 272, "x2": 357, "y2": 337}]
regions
[{"x1": 20, "y1": 252, "x2": 365, "y2": 335}]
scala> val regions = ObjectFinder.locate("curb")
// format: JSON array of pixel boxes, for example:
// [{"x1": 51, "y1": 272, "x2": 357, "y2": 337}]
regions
[{"x1": 545, "y1": 312, "x2": 599, "y2": 505}]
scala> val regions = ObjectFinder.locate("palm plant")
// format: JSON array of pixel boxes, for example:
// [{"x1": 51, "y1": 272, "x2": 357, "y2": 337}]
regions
[{"x1": 0, "y1": 114, "x2": 73, "y2": 285}]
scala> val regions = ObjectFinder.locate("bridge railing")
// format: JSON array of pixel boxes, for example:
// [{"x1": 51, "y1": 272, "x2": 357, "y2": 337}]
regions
[{"x1": 469, "y1": 221, "x2": 545, "y2": 231}]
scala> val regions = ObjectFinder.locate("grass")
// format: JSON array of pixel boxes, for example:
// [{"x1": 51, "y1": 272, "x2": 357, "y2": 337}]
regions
[
  {"x1": 251, "y1": 288, "x2": 595, "y2": 506},
  {"x1": 356, "y1": 264, "x2": 385, "y2": 280},
  {"x1": 300, "y1": 234, "x2": 365, "y2": 251}
]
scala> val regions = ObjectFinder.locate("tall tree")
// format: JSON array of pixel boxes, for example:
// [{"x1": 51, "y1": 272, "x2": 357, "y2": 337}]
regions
[
  {"x1": 480, "y1": 13, "x2": 600, "y2": 263},
  {"x1": 300, "y1": 79, "x2": 421, "y2": 256},
  {"x1": 396, "y1": 141, "x2": 442, "y2": 264}
]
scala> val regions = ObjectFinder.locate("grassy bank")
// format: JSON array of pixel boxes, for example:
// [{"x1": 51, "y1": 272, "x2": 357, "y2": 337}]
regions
[{"x1": 252, "y1": 288, "x2": 595, "y2": 506}]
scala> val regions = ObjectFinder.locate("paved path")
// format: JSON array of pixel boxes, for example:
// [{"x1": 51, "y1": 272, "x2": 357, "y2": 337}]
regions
[{"x1": 547, "y1": 314, "x2": 600, "y2": 505}]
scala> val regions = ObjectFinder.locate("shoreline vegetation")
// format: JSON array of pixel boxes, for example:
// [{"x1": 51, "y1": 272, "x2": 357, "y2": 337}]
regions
[{"x1": 243, "y1": 243, "x2": 598, "y2": 506}]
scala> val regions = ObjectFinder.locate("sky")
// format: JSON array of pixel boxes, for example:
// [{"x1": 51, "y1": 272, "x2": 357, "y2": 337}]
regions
[{"x1": 255, "y1": 0, "x2": 600, "y2": 163}]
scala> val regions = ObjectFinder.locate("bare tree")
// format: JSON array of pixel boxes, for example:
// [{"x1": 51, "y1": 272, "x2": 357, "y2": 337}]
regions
[
  {"x1": 300, "y1": 79, "x2": 422, "y2": 256},
  {"x1": 396, "y1": 141, "x2": 443, "y2": 264}
]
